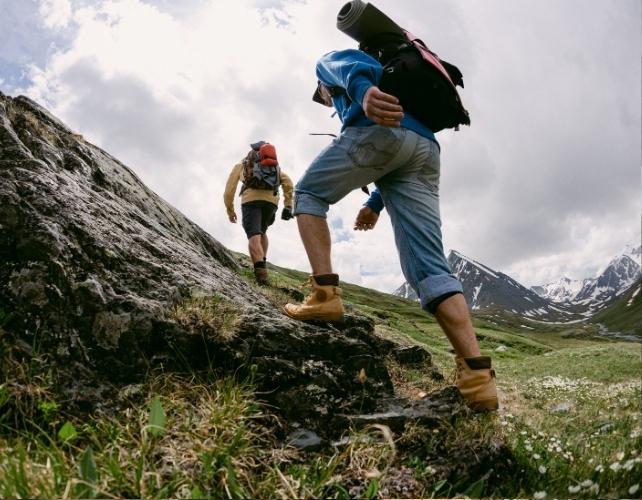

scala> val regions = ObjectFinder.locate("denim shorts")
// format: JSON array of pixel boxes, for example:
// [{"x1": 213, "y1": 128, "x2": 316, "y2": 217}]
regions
[{"x1": 294, "y1": 125, "x2": 463, "y2": 311}]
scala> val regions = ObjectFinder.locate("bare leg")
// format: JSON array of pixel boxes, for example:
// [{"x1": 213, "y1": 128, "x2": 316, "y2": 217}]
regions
[
  {"x1": 261, "y1": 233, "x2": 269, "y2": 260},
  {"x1": 434, "y1": 294, "x2": 481, "y2": 358},
  {"x1": 296, "y1": 214, "x2": 333, "y2": 275},
  {"x1": 248, "y1": 234, "x2": 265, "y2": 263}
]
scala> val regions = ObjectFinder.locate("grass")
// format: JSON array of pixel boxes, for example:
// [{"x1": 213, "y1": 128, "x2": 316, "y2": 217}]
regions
[
  {"x1": 1, "y1": 255, "x2": 640, "y2": 498},
  {"x1": 168, "y1": 293, "x2": 240, "y2": 341}
]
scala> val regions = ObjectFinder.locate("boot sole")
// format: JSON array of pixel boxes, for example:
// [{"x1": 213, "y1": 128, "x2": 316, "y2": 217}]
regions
[
  {"x1": 467, "y1": 398, "x2": 499, "y2": 412},
  {"x1": 282, "y1": 306, "x2": 344, "y2": 323}
]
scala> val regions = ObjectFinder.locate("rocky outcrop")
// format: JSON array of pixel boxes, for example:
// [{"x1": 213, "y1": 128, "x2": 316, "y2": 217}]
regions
[{"x1": 0, "y1": 92, "x2": 471, "y2": 442}]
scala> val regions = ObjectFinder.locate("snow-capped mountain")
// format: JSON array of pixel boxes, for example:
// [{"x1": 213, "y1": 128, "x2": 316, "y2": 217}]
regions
[
  {"x1": 531, "y1": 244, "x2": 641, "y2": 311},
  {"x1": 447, "y1": 251, "x2": 576, "y2": 320},
  {"x1": 530, "y1": 277, "x2": 586, "y2": 303},
  {"x1": 394, "y1": 282, "x2": 418, "y2": 301},
  {"x1": 393, "y1": 250, "x2": 577, "y2": 321}
]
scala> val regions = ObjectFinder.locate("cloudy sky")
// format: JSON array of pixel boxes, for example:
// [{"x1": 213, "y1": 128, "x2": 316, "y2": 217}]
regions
[{"x1": 1, "y1": 0, "x2": 640, "y2": 292}]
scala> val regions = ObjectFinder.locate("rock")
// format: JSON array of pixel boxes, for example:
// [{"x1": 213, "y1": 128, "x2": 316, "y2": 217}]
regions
[
  {"x1": 0, "y1": 93, "x2": 399, "y2": 433},
  {"x1": 286, "y1": 428, "x2": 323, "y2": 451},
  {"x1": 339, "y1": 386, "x2": 468, "y2": 433},
  {"x1": 392, "y1": 344, "x2": 432, "y2": 365},
  {"x1": 550, "y1": 402, "x2": 572, "y2": 414}
]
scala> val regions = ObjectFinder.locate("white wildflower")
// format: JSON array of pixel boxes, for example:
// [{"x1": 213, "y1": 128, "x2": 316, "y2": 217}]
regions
[
  {"x1": 609, "y1": 462, "x2": 621, "y2": 472},
  {"x1": 589, "y1": 484, "x2": 600, "y2": 495},
  {"x1": 568, "y1": 485, "x2": 581, "y2": 493},
  {"x1": 624, "y1": 459, "x2": 635, "y2": 471},
  {"x1": 425, "y1": 465, "x2": 436, "y2": 475},
  {"x1": 520, "y1": 430, "x2": 528, "y2": 435},
  {"x1": 580, "y1": 479, "x2": 593, "y2": 488},
  {"x1": 629, "y1": 484, "x2": 640, "y2": 495},
  {"x1": 533, "y1": 491, "x2": 546, "y2": 499},
  {"x1": 617, "y1": 451, "x2": 625, "y2": 461},
  {"x1": 538, "y1": 465, "x2": 547, "y2": 474},
  {"x1": 525, "y1": 444, "x2": 533, "y2": 452},
  {"x1": 595, "y1": 464, "x2": 604, "y2": 473},
  {"x1": 533, "y1": 453, "x2": 541, "y2": 460}
]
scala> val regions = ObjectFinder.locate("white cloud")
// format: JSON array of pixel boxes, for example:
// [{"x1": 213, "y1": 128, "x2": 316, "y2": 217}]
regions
[
  {"x1": 39, "y1": 0, "x2": 72, "y2": 29},
  {"x1": 4, "y1": 0, "x2": 640, "y2": 294}
]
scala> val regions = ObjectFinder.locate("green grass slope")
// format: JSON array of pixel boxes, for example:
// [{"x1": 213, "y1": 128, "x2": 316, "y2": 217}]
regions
[{"x1": 591, "y1": 279, "x2": 642, "y2": 336}]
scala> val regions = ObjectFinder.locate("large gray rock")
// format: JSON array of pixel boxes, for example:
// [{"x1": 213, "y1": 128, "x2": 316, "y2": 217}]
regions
[{"x1": 0, "y1": 92, "x2": 399, "y2": 430}]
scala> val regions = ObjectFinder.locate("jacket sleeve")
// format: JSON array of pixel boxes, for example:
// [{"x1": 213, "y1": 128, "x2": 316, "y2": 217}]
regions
[
  {"x1": 279, "y1": 170, "x2": 294, "y2": 209},
  {"x1": 365, "y1": 188, "x2": 385, "y2": 214},
  {"x1": 316, "y1": 49, "x2": 383, "y2": 107},
  {"x1": 223, "y1": 163, "x2": 243, "y2": 216}
]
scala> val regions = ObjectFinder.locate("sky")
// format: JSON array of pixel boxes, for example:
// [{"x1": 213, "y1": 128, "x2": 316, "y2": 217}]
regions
[{"x1": 1, "y1": 0, "x2": 640, "y2": 293}]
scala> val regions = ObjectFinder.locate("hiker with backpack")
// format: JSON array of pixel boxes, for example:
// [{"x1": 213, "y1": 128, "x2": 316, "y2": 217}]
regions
[
  {"x1": 283, "y1": 0, "x2": 498, "y2": 412},
  {"x1": 224, "y1": 141, "x2": 294, "y2": 285}
]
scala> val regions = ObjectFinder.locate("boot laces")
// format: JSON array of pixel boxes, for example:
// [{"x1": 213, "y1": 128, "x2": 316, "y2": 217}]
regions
[{"x1": 299, "y1": 277, "x2": 316, "y2": 301}]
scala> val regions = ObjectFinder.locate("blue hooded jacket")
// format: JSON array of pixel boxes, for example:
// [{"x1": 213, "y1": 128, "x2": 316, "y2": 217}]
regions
[{"x1": 316, "y1": 49, "x2": 437, "y2": 143}]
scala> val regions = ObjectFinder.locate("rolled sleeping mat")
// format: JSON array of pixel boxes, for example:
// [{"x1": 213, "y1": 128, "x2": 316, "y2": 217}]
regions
[{"x1": 336, "y1": 0, "x2": 404, "y2": 43}]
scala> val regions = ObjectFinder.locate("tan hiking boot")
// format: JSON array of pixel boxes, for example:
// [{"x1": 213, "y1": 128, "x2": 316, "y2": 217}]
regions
[
  {"x1": 455, "y1": 356, "x2": 499, "y2": 411},
  {"x1": 283, "y1": 275, "x2": 344, "y2": 322},
  {"x1": 254, "y1": 267, "x2": 269, "y2": 286}
]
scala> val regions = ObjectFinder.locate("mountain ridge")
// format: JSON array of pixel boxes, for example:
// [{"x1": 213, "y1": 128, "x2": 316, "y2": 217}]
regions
[{"x1": 393, "y1": 246, "x2": 640, "y2": 327}]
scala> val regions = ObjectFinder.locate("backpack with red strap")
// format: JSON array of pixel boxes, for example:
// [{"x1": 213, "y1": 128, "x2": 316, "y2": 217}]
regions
[
  {"x1": 240, "y1": 141, "x2": 281, "y2": 195},
  {"x1": 359, "y1": 30, "x2": 471, "y2": 133}
]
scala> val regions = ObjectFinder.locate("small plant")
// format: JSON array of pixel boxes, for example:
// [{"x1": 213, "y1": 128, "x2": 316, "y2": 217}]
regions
[{"x1": 169, "y1": 294, "x2": 240, "y2": 340}]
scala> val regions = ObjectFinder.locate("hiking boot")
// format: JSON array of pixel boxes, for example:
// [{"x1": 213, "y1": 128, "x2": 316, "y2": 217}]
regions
[
  {"x1": 254, "y1": 267, "x2": 269, "y2": 286},
  {"x1": 455, "y1": 356, "x2": 499, "y2": 411},
  {"x1": 283, "y1": 274, "x2": 344, "y2": 322}
]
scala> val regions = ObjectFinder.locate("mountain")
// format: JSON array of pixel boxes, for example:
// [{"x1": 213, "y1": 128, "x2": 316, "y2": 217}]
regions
[
  {"x1": 392, "y1": 250, "x2": 578, "y2": 321},
  {"x1": 394, "y1": 281, "x2": 418, "y2": 301},
  {"x1": 591, "y1": 278, "x2": 642, "y2": 336},
  {"x1": 532, "y1": 244, "x2": 641, "y2": 312},
  {"x1": 446, "y1": 251, "x2": 577, "y2": 321},
  {"x1": 530, "y1": 277, "x2": 586, "y2": 303}
]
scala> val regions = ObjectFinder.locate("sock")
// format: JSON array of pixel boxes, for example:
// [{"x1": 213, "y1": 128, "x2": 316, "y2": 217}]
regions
[
  {"x1": 254, "y1": 261, "x2": 267, "y2": 269},
  {"x1": 313, "y1": 273, "x2": 339, "y2": 286}
]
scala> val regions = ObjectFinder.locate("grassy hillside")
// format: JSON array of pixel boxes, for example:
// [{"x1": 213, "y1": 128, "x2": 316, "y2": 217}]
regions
[
  {"x1": 1, "y1": 255, "x2": 640, "y2": 499},
  {"x1": 591, "y1": 279, "x2": 642, "y2": 336}
]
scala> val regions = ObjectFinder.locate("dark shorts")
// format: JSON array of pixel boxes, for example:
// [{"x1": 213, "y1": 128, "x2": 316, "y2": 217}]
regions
[{"x1": 241, "y1": 200, "x2": 277, "y2": 238}]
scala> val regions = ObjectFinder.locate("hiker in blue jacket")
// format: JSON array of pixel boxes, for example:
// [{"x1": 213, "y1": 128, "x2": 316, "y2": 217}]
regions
[{"x1": 283, "y1": 48, "x2": 498, "y2": 411}]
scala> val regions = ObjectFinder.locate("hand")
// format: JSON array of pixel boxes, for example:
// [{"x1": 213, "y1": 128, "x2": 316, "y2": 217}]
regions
[
  {"x1": 362, "y1": 86, "x2": 404, "y2": 127},
  {"x1": 281, "y1": 207, "x2": 293, "y2": 221},
  {"x1": 354, "y1": 206, "x2": 379, "y2": 231},
  {"x1": 228, "y1": 213, "x2": 237, "y2": 223}
]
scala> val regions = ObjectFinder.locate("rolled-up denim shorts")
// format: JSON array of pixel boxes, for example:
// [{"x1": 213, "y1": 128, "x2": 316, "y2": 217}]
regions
[{"x1": 294, "y1": 125, "x2": 463, "y2": 312}]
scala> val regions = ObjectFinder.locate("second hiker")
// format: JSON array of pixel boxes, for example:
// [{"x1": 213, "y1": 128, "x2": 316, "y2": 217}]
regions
[{"x1": 224, "y1": 140, "x2": 294, "y2": 285}]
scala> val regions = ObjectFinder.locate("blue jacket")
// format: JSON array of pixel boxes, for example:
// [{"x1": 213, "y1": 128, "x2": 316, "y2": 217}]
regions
[{"x1": 316, "y1": 49, "x2": 437, "y2": 142}]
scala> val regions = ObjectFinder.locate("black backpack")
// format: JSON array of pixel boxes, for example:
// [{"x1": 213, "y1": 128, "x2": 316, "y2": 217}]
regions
[
  {"x1": 359, "y1": 31, "x2": 470, "y2": 133},
  {"x1": 240, "y1": 141, "x2": 281, "y2": 195}
]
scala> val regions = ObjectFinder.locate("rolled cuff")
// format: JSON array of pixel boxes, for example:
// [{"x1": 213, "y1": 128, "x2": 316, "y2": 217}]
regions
[
  {"x1": 417, "y1": 274, "x2": 464, "y2": 312},
  {"x1": 293, "y1": 191, "x2": 329, "y2": 218}
]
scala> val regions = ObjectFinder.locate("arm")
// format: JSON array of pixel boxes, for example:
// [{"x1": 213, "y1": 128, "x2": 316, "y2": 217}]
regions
[
  {"x1": 223, "y1": 163, "x2": 243, "y2": 222},
  {"x1": 317, "y1": 50, "x2": 404, "y2": 127},
  {"x1": 354, "y1": 188, "x2": 384, "y2": 231},
  {"x1": 279, "y1": 170, "x2": 294, "y2": 221}
]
